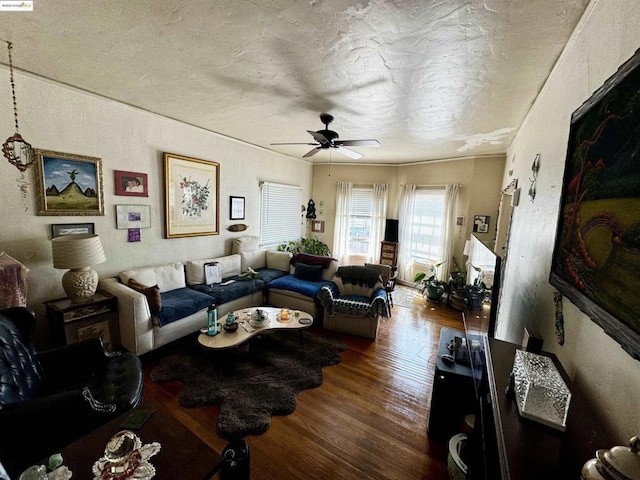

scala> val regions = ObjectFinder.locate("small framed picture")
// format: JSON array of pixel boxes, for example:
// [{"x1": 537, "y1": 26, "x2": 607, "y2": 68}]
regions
[
  {"x1": 473, "y1": 215, "x2": 490, "y2": 233},
  {"x1": 116, "y1": 205, "x2": 151, "y2": 229},
  {"x1": 51, "y1": 223, "x2": 95, "y2": 238},
  {"x1": 115, "y1": 170, "x2": 148, "y2": 197},
  {"x1": 311, "y1": 220, "x2": 325, "y2": 233},
  {"x1": 230, "y1": 196, "x2": 245, "y2": 220}
]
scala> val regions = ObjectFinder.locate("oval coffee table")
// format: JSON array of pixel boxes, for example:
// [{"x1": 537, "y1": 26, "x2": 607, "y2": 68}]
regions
[{"x1": 198, "y1": 306, "x2": 313, "y2": 350}]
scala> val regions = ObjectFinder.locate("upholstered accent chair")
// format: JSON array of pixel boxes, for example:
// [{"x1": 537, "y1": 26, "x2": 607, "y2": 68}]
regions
[
  {"x1": 318, "y1": 265, "x2": 388, "y2": 339},
  {"x1": 0, "y1": 307, "x2": 143, "y2": 477}
]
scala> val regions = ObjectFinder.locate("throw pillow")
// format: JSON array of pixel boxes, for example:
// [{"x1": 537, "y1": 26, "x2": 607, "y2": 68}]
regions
[
  {"x1": 266, "y1": 250, "x2": 292, "y2": 272},
  {"x1": 294, "y1": 263, "x2": 324, "y2": 282},
  {"x1": 128, "y1": 278, "x2": 162, "y2": 313}
]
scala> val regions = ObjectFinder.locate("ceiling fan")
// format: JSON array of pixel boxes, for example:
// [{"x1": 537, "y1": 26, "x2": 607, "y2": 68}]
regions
[{"x1": 271, "y1": 113, "x2": 380, "y2": 159}]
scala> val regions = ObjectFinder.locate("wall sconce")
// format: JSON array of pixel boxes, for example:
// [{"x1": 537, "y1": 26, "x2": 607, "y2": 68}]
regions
[
  {"x1": 52, "y1": 234, "x2": 106, "y2": 302},
  {"x1": 528, "y1": 154, "x2": 540, "y2": 202}
]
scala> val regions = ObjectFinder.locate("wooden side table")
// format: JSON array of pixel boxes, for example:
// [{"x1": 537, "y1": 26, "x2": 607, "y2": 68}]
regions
[{"x1": 45, "y1": 291, "x2": 120, "y2": 351}]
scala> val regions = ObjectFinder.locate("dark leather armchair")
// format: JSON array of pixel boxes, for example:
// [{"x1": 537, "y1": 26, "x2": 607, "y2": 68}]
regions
[{"x1": 0, "y1": 307, "x2": 143, "y2": 477}]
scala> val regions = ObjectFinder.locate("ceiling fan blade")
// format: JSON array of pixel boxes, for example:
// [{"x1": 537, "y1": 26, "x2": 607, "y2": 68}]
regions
[
  {"x1": 271, "y1": 142, "x2": 319, "y2": 145},
  {"x1": 335, "y1": 146, "x2": 363, "y2": 160},
  {"x1": 303, "y1": 147, "x2": 322, "y2": 158},
  {"x1": 336, "y1": 139, "x2": 380, "y2": 147},
  {"x1": 307, "y1": 130, "x2": 330, "y2": 144}
]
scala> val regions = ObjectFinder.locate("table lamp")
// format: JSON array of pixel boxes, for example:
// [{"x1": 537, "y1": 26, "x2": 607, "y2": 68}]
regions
[{"x1": 52, "y1": 234, "x2": 106, "y2": 302}]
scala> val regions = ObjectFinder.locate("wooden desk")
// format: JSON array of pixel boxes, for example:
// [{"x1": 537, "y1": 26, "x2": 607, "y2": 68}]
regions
[{"x1": 58, "y1": 400, "x2": 222, "y2": 479}]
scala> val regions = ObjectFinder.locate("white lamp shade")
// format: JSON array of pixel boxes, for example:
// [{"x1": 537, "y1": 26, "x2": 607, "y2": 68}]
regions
[{"x1": 52, "y1": 234, "x2": 106, "y2": 269}]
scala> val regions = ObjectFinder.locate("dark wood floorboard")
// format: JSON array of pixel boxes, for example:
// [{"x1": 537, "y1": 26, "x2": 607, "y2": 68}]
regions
[{"x1": 142, "y1": 290, "x2": 464, "y2": 479}]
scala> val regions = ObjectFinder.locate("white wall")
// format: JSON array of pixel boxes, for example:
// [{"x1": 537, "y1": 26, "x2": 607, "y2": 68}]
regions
[
  {"x1": 498, "y1": 0, "x2": 640, "y2": 440},
  {"x1": 0, "y1": 73, "x2": 312, "y2": 331}
]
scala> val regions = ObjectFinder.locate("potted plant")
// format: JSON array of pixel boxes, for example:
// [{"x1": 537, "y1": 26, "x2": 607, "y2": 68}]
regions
[
  {"x1": 414, "y1": 261, "x2": 448, "y2": 303},
  {"x1": 465, "y1": 264, "x2": 487, "y2": 309},
  {"x1": 277, "y1": 237, "x2": 331, "y2": 256},
  {"x1": 447, "y1": 266, "x2": 467, "y2": 310}
]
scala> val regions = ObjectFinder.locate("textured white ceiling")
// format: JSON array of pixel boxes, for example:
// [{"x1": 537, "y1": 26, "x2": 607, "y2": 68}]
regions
[{"x1": 0, "y1": 0, "x2": 589, "y2": 164}]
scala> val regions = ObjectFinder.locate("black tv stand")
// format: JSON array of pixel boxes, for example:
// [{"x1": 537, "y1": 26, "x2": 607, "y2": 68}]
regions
[{"x1": 427, "y1": 327, "x2": 477, "y2": 442}]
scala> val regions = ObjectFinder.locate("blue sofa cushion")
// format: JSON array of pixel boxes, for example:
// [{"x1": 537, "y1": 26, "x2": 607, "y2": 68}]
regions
[
  {"x1": 267, "y1": 274, "x2": 333, "y2": 298},
  {"x1": 190, "y1": 276, "x2": 263, "y2": 305},
  {"x1": 155, "y1": 288, "x2": 214, "y2": 327},
  {"x1": 255, "y1": 267, "x2": 288, "y2": 284}
]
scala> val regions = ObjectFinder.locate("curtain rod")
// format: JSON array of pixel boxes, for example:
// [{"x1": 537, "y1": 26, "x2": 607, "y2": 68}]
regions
[{"x1": 400, "y1": 183, "x2": 463, "y2": 187}]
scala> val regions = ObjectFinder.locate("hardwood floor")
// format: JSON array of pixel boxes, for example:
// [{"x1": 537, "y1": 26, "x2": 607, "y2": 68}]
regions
[{"x1": 142, "y1": 291, "x2": 466, "y2": 479}]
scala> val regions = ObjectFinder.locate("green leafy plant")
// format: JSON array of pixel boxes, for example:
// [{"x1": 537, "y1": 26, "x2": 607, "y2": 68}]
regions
[
  {"x1": 413, "y1": 260, "x2": 447, "y2": 286},
  {"x1": 468, "y1": 263, "x2": 487, "y2": 289},
  {"x1": 413, "y1": 261, "x2": 449, "y2": 301},
  {"x1": 277, "y1": 237, "x2": 331, "y2": 256},
  {"x1": 448, "y1": 266, "x2": 467, "y2": 291}
]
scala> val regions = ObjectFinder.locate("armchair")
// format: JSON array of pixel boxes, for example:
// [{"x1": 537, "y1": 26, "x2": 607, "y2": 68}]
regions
[
  {"x1": 0, "y1": 307, "x2": 143, "y2": 477},
  {"x1": 318, "y1": 266, "x2": 388, "y2": 339},
  {"x1": 365, "y1": 263, "x2": 397, "y2": 315}
]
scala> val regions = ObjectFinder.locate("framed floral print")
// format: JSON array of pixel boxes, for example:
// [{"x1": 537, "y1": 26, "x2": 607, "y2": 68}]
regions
[
  {"x1": 34, "y1": 150, "x2": 104, "y2": 216},
  {"x1": 163, "y1": 152, "x2": 219, "y2": 238}
]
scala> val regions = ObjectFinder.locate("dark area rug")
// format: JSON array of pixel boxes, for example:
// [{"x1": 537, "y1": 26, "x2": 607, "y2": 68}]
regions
[{"x1": 149, "y1": 331, "x2": 345, "y2": 439}]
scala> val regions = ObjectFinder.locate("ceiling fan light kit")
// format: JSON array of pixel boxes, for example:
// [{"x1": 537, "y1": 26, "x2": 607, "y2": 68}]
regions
[{"x1": 272, "y1": 113, "x2": 380, "y2": 160}]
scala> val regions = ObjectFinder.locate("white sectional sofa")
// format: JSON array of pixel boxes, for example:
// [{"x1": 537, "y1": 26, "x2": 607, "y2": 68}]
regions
[{"x1": 99, "y1": 237, "x2": 340, "y2": 355}]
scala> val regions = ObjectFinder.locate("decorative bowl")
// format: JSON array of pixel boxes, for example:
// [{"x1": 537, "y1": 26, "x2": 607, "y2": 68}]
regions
[
  {"x1": 249, "y1": 309, "x2": 269, "y2": 328},
  {"x1": 223, "y1": 322, "x2": 239, "y2": 332}
]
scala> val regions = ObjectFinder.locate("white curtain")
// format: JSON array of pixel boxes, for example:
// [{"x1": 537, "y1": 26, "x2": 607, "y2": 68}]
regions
[
  {"x1": 368, "y1": 183, "x2": 388, "y2": 263},
  {"x1": 397, "y1": 184, "x2": 416, "y2": 283},
  {"x1": 440, "y1": 183, "x2": 459, "y2": 280},
  {"x1": 332, "y1": 181, "x2": 352, "y2": 264}
]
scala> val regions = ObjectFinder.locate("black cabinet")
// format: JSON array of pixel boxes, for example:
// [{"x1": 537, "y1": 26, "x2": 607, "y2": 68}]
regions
[{"x1": 427, "y1": 327, "x2": 477, "y2": 441}]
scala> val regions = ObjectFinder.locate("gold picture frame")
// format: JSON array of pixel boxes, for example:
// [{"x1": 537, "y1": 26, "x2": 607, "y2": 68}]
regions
[
  {"x1": 34, "y1": 149, "x2": 104, "y2": 216},
  {"x1": 164, "y1": 152, "x2": 220, "y2": 238}
]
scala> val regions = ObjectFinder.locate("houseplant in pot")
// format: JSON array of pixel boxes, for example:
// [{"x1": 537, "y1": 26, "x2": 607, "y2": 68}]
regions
[
  {"x1": 414, "y1": 261, "x2": 448, "y2": 303},
  {"x1": 465, "y1": 264, "x2": 487, "y2": 309},
  {"x1": 448, "y1": 266, "x2": 467, "y2": 310}
]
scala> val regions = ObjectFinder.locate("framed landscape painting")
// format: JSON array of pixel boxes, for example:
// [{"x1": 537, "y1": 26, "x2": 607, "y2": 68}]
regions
[
  {"x1": 164, "y1": 152, "x2": 219, "y2": 238},
  {"x1": 34, "y1": 150, "x2": 104, "y2": 216},
  {"x1": 550, "y1": 48, "x2": 640, "y2": 360}
]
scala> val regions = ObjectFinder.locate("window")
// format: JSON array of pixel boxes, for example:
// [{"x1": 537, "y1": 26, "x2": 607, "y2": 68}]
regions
[
  {"x1": 260, "y1": 181, "x2": 302, "y2": 249},
  {"x1": 347, "y1": 187, "x2": 374, "y2": 255},
  {"x1": 409, "y1": 188, "x2": 445, "y2": 264}
]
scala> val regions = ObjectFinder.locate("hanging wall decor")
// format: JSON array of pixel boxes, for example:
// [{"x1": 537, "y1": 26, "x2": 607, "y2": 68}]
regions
[
  {"x1": 550, "y1": 47, "x2": 640, "y2": 360},
  {"x1": 2, "y1": 42, "x2": 33, "y2": 172},
  {"x1": 2, "y1": 42, "x2": 34, "y2": 210}
]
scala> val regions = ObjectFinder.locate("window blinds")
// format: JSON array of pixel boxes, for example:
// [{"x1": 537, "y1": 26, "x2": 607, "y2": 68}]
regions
[{"x1": 260, "y1": 181, "x2": 302, "y2": 249}]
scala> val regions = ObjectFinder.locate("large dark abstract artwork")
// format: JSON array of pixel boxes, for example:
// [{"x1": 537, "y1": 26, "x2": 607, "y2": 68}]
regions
[{"x1": 550, "y1": 48, "x2": 640, "y2": 360}]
